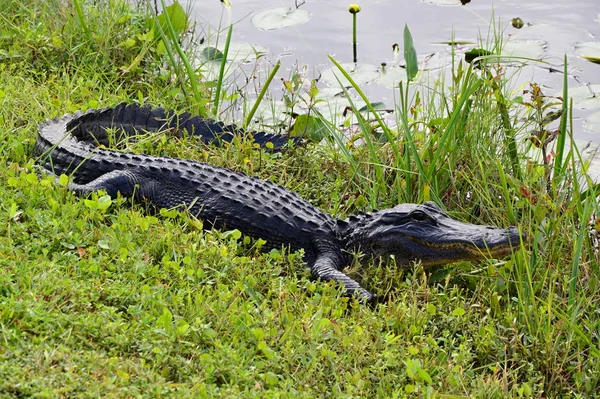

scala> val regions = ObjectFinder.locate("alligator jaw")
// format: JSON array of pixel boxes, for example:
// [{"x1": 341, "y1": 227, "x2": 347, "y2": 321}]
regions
[{"x1": 343, "y1": 201, "x2": 524, "y2": 268}]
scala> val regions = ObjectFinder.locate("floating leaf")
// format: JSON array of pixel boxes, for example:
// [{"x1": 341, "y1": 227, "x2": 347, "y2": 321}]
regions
[
  {"x1": 435, "y1": 39, "x2": 476, "y2": 45},
  {"x1": 357, "y1": 102, "x2": 387, "y2": 113},
  {"x1": 220, "y1": 42, "x2": 269, "y2": 62},
  {"x1": 320, "y1": 63, "x2": 379, "y2": 87},
  {"x1": 502, "y1": 39, "x2": 547, "y2": 59},
  {"x1": 377, "y1": 67, "x2": 407, "y2": 89},
  {"x1": 575, "y1": 42, "x2": 600, "y2": 65},
  {"x1": 314, "y1": 96, "x2": 367, "y2": 126},
  {"x1": 584, "y1": 111, "x2": 600, "y2": 133},
  {"x1": 567, "y1": 84, "x2": 600, "y2": 110},
  {"x1": 251, "y1": 7, "x2": 311, "y2": 31},
  {"x1": 421, "y1": 0, "x2": 465, "y2": 5},
  {"x1": 244, "y1": 99, "x2": 288, "y2": 127},
  {"x1": 198, "y1": 41, "x2": 268, "y2": 64},
  {"x1": 198, "y1": 47, "x2": 223, "y2": 62},
  {"x1": 196, "y1": 60, "x2": 234, "y2": 81},
  {"x1": 465, "y1": 48, "x2": 493, "y2": 64},
  {"x1": 307, "y1": 87, "x2": 344, "y2": 101},
  {"x1": 400, "y1": 52, "x2": 449, "y2": 71}
]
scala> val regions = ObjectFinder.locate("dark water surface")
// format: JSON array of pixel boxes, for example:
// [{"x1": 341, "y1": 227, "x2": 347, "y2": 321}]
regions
[{"x1": 186, "y1": 0, "x2": 599, "y2": 148}]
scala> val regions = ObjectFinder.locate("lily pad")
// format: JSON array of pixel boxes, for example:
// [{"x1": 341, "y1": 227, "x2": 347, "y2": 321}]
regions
[
  {"x1": 421, "y1": 0, "x2": 465, "y2": 5},
  {"x1": 465, "y1": 48, "x2": 494, "y2": 64},
  {"x1": 314, "y1": 87, "x2": 345, "y2": 100},
  {"x1": 575, "y1": 42, "x2": 600, "y2": 65},
  {"x1": 252, "y1": 7, "x2": 311, "y2": 31},
  {"x1": 584, "y1": 111, "x2": 600, "y2": 134},
  {"x1": 198, "y1": 47, "x2": 223, "y2": 62},
  {"x1": 320, "y1": 63, "x2": 379, "y2": 88},
  {"x1": 244, "y1": 99, "x2": 288, "y2": 127},
  {"x1": 314, "y1": 96, "x2": 364, "y2": 125},
  {"x1": 210, "y1": 41, "x2": 269, "y2": 63},
  {"x1": 568, "y1": 84, "x2": 600, "y2": 110},
  {"x1": 298, "y1": 86, "x2": 345, "y2": 106},
  {"x1": 435, "y1": 39, "x2": 476, "y2": 46},
  {"x1": 196, "y1": 60, "x2": 235, "y2": 81},
  {"x1": 376, "y1": 66, "x2": 408, "y2": 89},
  {"x1": 400, "y1": 52, "x2": 449, "y2": 71},
  {"x1": 502, "y1": 39, "x2": 547, "y2": 59}
]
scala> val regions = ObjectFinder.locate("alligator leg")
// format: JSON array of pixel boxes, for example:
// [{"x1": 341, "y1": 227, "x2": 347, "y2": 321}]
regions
[
  {"x1": 66, "y1": 170, "x2": 144, "y2": 198},
  {"x1": 310, "y1": 254, "x2": 374, "y2": 303}
]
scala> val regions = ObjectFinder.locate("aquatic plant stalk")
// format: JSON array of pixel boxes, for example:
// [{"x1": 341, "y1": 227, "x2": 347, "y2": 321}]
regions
[
  {"x1": 244, "y1": 60, "x2": 281, "y2": 129},
  {"x1": 352, "y1": 14, "x2": 357, "y2": 62},
  {"x1": 349, "y1": 4, "x2": 361, "y2": 63},
  {"x1": 213, "y1": 23, "x2": 233, "y2": 114}
]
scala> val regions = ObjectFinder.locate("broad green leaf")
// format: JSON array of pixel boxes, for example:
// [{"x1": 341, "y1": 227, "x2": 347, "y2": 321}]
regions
[
  {"x1": 153, "y1": 1, "x2": 188, "y2": 40},
  {"x1": 199, "y1": 47, "x2": 223, "y2": 62},
  {"x1": 403, "y1": 24, "x2": 418, "y2": 81},
  {"x1": 59, "y1": 174, "x2": 69, "y2": 186},
  {"x1": 97, "y1": 195, "x2": 113, "y2": 211},
  {"x1": 156, "y1": 307, "x2": 173, "y2": 330},
  {"x1": 289, "y1": 114, "x2": 328, "y2": 141}
]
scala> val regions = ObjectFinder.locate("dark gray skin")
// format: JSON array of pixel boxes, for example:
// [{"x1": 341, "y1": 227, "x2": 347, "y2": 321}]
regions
[{"x1": 34, "y1": 103, "x2": 523, "y2": 303}]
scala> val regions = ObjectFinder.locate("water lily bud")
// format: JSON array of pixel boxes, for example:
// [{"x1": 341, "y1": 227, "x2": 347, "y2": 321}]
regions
[
  {"x1": 511, "y1": 17, "x2": 524, "y2": 29},
  {"x1": 349, "y1": 4, "x2": 361, "y2": 14}
]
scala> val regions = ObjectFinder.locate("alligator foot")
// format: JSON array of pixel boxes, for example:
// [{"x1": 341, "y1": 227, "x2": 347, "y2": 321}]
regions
[
  {"x1": 66, "y1": 170, "x2": 143, "y2": 198},
  {"x1": 310, "y1": 254, "x2": 375, "y2": 303}
]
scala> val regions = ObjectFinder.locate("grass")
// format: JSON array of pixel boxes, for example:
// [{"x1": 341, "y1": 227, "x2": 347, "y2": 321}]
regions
[{"x1": 1, "y1": 0, "x2": 600, "y2": 397}]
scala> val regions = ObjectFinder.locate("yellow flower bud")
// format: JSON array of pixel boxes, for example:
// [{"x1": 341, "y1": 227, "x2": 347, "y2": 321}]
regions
[{"x1": 348, "y1": 4, "x2": 361, "y2": 14}]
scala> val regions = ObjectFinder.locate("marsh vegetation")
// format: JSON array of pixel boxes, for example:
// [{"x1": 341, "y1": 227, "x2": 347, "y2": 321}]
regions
[{"x1": 1, "y1": 1, "x2": 599, "y2": 397}]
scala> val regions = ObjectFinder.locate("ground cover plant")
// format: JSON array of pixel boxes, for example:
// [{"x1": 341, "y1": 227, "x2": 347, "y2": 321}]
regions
[{"x1": 1, "y1": 0, "x2": 600, "y2": 397}]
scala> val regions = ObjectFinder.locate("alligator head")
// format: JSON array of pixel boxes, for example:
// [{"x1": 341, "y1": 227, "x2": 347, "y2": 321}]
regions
[{"x1": 341, "y1": 201, "x2": 523, "y2": 268}]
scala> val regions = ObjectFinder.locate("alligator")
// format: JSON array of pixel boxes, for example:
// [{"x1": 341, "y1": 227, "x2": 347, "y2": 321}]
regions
[{"x1": 34, "y1": 102, "x2": 523, "y2": 303}]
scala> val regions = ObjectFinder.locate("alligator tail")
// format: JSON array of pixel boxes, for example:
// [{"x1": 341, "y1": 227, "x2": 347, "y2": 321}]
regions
[{"x1": 68, "y1": 102, "x2": 300, "y2": 151}]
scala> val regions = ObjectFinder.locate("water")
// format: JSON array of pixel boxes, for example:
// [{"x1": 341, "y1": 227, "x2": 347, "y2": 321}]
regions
[{"x1": 186, "y1": 0, "x2": 600, "y2": 176}]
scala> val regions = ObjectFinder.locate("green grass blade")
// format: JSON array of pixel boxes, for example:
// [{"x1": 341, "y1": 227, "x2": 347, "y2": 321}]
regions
[
  {"x1": 243, "y1": 60, "x2": 281, "y2": 129},
  {"x1": 213, "y1": 23, "x2": 233, "y2": 114},
  {"x1": 553, "y1": 54, "x2": 569, "y2": 191},
  {"x1": 327, "y1": 56, "x2": 400, "y2": 159},
  {"x1": 159, "y1": 0, "x2": 205, "y2": 114},
  {"x1": 73, "y1": 0, "x2": 93, "y2": 43}
]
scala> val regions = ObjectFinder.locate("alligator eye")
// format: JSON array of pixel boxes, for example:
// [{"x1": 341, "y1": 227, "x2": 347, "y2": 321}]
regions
[{"x1": 410, "y1": 210, "x2": 429, "y2": 221}]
